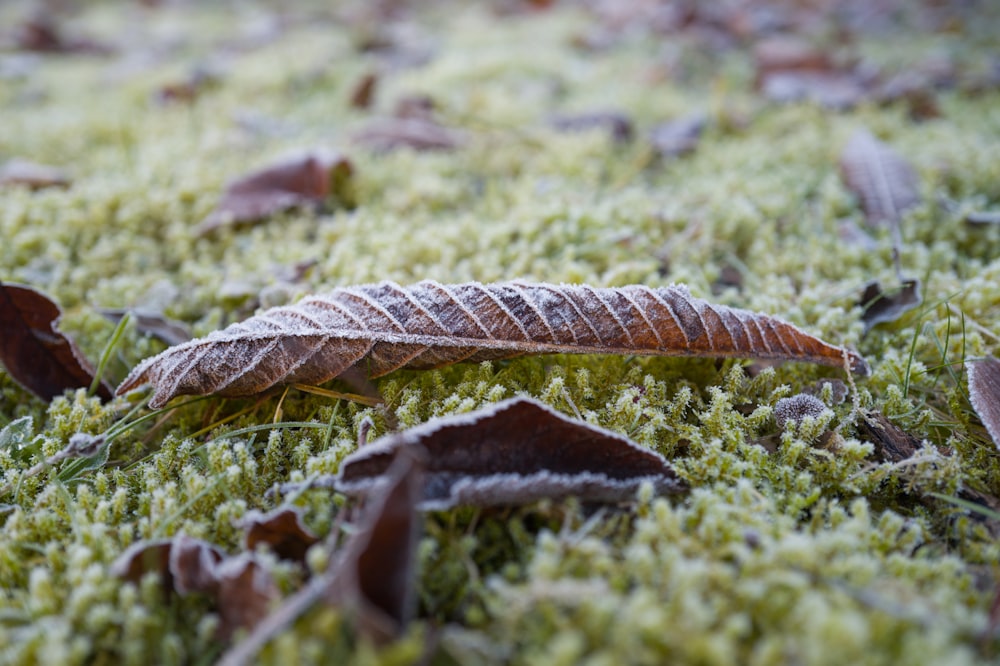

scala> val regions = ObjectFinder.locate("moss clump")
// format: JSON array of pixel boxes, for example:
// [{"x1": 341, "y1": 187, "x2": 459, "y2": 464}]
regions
[{"x1": 3, "y1": 0, "x2": 1000, "y2": 663}]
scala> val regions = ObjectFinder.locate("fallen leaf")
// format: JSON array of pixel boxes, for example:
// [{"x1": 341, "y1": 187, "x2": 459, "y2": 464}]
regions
[
  {"x1": 967, "y1": 356, "x2": 1000, "y2": 450},
  {"x1": 241, "y1": 507, "x2": 319, "y2": 564},
  {"x1": 155, "y1": 66, "x2": 221, "y2": 105},
  {"x1": 549, "y1": 111, "x2": 634, "y2": 143},
  {"x1": 349, "y1": 71, "x2": 379, "y2": 109},
  {"x1": 98, "y1": 308, "x2": 192, "y2": 346},
  {"x1": 855, "y1": 411, "x2": 922, "y2": 462},
  {"x1": 14, "y1": 16, "x2": 112, "y2": 55},
  {"x1": 112, "y1": 534, "x2": 278, "y2": 641},
  {"x1": 761, "y1": 71, "x2": 867, "y2": 109},
  {"x1": 0, "y1": 159, "x2": 71, "y2": 190},
  {"x1": 858, "y1": 279, "x2": 922, "y2": 334},
  {"x1": 197, "y1": 152, "x2": 355, "y2": 235},
  {"x1": 117, "y1": 280, "x2": 870, "y2": 408},
  {"x1": 753, "y1": 35, "x2": 833, "y2": 84},
  {"x1": 839, "y1": 129, "x2": 921, "y2": 227},
  {"x1": 351, "y1": 117, "x2": 464, "y2": 152},
  {"x1": 336, "y1": 397, "x2": 685, "y2": 509},
  {"x1": 0, "y1": 281, "x2": 112, "y2": 402},
  {"x1": 329, "y1": 448, "x2": 424, "y2": 641},
  {"x1": 649, "y1": 115, "x2": 706, "y2": 158}
]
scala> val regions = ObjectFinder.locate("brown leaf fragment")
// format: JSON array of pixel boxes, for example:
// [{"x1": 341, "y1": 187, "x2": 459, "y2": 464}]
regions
[
  {"x1": 14, "y1": 16, "x2": 113, "y2": 55},
  {"x1": 967, "y1": 356, "x2": 1000, "y2": 450},
  {"x1": 761, "y1": 71, "x2": 867, "y2": 109},
  {"x1": 98, "y1": 307, "x2": 191, "y2": 346},
  {"x1": 111, "y1": 534, "x2": 278, "y2": 642},
  {"x1": 117, "y1": 280, "x2": 869, "y2": 408},
  {"x1": 197, "y1": 152, "x2": 354, "y2": 235},
  {"x1": 336, "y1": 397, "x2": 685, "y2": 509},
  {"x1": 855, "y1": 411, "x2": 922, "y2": 462},
  {"x1": 155, "y1": 66, "x2": 221, "y2": 105},
  {"x1": 549, "y1": 111, "x2": 634, "y2": 143},
  {"x1": 858, "y1": 279, "x2": 922, "y2": 335},
  {"x1": 351, "y1": 117, "x2": 464, "y2": 152},
  {"x1": 649, "y1": 115, "x2": 706, "y2": 158},
  {"x1": 329, "y1": 448, "x2": 424, "y2": 642},
  {"x1": 0, "y1": 281, "x2": 112, "y2": 402},
  {"x1": 753, "y1": 36, "x2": 833, "y2": 84},
  {"x1": 839, "y1": 129, "x2": 921, "y2": 227},
  {"x1": 0, "y1": 159, "x2": 71, "y2": 190},
  {"x1": 349, "y1": 71, "x2": 379, "y2": 110},
  {"x1": 241, "y1": 507, "x2": 319, "y2": 564}
]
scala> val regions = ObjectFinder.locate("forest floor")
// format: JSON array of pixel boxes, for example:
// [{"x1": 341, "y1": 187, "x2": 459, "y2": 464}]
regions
[{"x1": 2, "y1": 1, "x2": 1000, "y2": 664}]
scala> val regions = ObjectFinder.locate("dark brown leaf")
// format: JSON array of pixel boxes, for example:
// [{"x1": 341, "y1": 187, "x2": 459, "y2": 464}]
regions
[
  {"x1": 14, "y1": 16, "x2": 113, "y2": 55},
  {"x1": 753, "y1": 36, "x2": 833, "y2": 84},
  {"x1": 330, "y1": 448, "x2": 424, "y2": 642},
  {"x1": 855, "y1": 411, "x2": 922, "y2": 462},
  {"x1": 336, "y1": 397, "x2": 685, "y2": 509},
  {"x1": 351, "y1": 117, "x2": 464, "y2": 152},
  {"x1": 241, "y1": 507, "x2": 319, "y2": 564},
  {"x1": 197, "y1": 153, "x2": 355, "y2": 235},
  {"x1": 155, "y1": 66, "x2": 221, "y2": 105},
  {"x1": 98, "y1": 308, "x2": 192, "y2": 346},
  {"x1": 111, "y1": 534, "x2": 277, "y2": 642},
  {"x1": 0, "y1": 281, "x2": 112, "y2": 402},
  {"x1": 839, "y1": 129, "x2": 921, "y2": 227},
  {"x1": 349, "y1": 71, "x2": 379, "y2": 110},
  {"x1": 858, "y1": 279, "x2": 922, "y2": 334},
  {"x1": 117, "y1": 280, "x2": 869, "y2": 408},
  {"x1": 649, "y1": 115, "x2": 706, "y2": 158},
  {"x1": 549, "y1": 111, "x2": 634, "y2": 143},
  {"x1": 967, "y1": 356, "x2": 1000, "y2": 450},
  {"x1": 0, "y1": 159, "x2": 71, "y2": 190}
]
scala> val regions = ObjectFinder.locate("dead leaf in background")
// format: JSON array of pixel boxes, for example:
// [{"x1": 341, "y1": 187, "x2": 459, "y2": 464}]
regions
[
  {"x1": 241, "y1": 507, "x2": 319, "y2": 564},
  {"x1": 649, "y1": 115, "x2": 706, "y2": 158},
  {"x1": 197, "y1": 153, "x2": 355, "y2": 235},
  {"x1": 858, "y1": 279, "x2": 922, "y2": 334},
  {"x1": 967, "y1": 356, "x2": 1000, "y2": 450},
  {"x1": 336, "y1": 397, "x2": 685, "y2": 509},
  {"x1": 0, "y1": 281, "x2": 113, "y2": 402},
  {"x1": 351, "y1": 117, "x2": 464, "y2": 152},
  {"x1": 549, "y1": 111, "x2": 634, "y2": 143},
  {"x1": 349, "y1": 71, "x2": 379, "y2": 109},
  {"x1": 13, "y1": 15, "x2": 113, "y2": 55},
  {"x1": 98, "y1": 308, "x2": 191, "y2": 346},
  {"x1": 839, "y1": 129, "x2": 921, "y2": 227},
  {"x1": 155, "y1": 66, "x2": 221, "y2": 105},
  {"x1": 117, "y1": 280, "x2": 869, "y2": 408},
  {"x1": 0, "y1": 159, "x2": 71, "y2": 190},
  {"x1": 855, "y1": 410, "x2": 922, "y2": 462},
  {"x1": 753, "y1": 35, "x2": 866, "y2": 109}
]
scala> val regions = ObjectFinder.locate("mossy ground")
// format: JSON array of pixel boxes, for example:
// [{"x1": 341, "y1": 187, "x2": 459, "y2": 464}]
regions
[{"x1": 2, "y1": 1, "x2": 1000, "y2": 664}]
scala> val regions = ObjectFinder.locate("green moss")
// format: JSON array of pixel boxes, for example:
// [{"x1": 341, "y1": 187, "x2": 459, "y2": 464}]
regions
[{"x1": 3, "y1": 0, "x2": 1000, "y2": 663}]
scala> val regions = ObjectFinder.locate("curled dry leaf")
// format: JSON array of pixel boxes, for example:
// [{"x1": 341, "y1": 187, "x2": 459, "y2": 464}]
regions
[
  {"x1": 337, "y1": 397, "x2": 684, "y2": 509},
  {"x1": 967, "y1": 356, "x2": 1000, "y2": 450},
  {"x1": 839, "y1": 129, "x2": 921, "y2": 227},
  {"x1": 0, "y1": 159, "x2": 71, "y2": 190},
  {"x1": 197, "y1": 152, "x2": 355, "y2": 235},
  {"x1": 858, "y1": 279, "x2": 922, "y2": 335},
  {"x1": 117, "y1": 280, "x2": 869, "y2": 408},
  {"x1": 112, "y1": 533, "x2": 278, "y2": 641},
  {"x1": 241, "y1": 507, "x2": 319, "y2": 564},
  {"x1": 0, "y1": 281, "x2": 112, "y2": 402},
  {"x1": 329, "y1": 448, "x2": 424, "y2": 642}
]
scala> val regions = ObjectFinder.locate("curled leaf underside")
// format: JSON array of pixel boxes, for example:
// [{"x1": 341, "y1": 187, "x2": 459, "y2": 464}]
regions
[
  {"x1": 336, "y1": 397, "x2": 685, "y2": 509},
  {"x1": 118, "y1": 280, "x2": 869, "y2": 408}
]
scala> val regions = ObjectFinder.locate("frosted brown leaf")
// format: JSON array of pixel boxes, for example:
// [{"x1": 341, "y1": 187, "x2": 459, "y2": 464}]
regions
[
  {"x1": 839, "y1": 129, "x2": 921, "y2": 227},
  {"x1": 118, "y1": 280, "x2": 869, "y2": 408}
]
